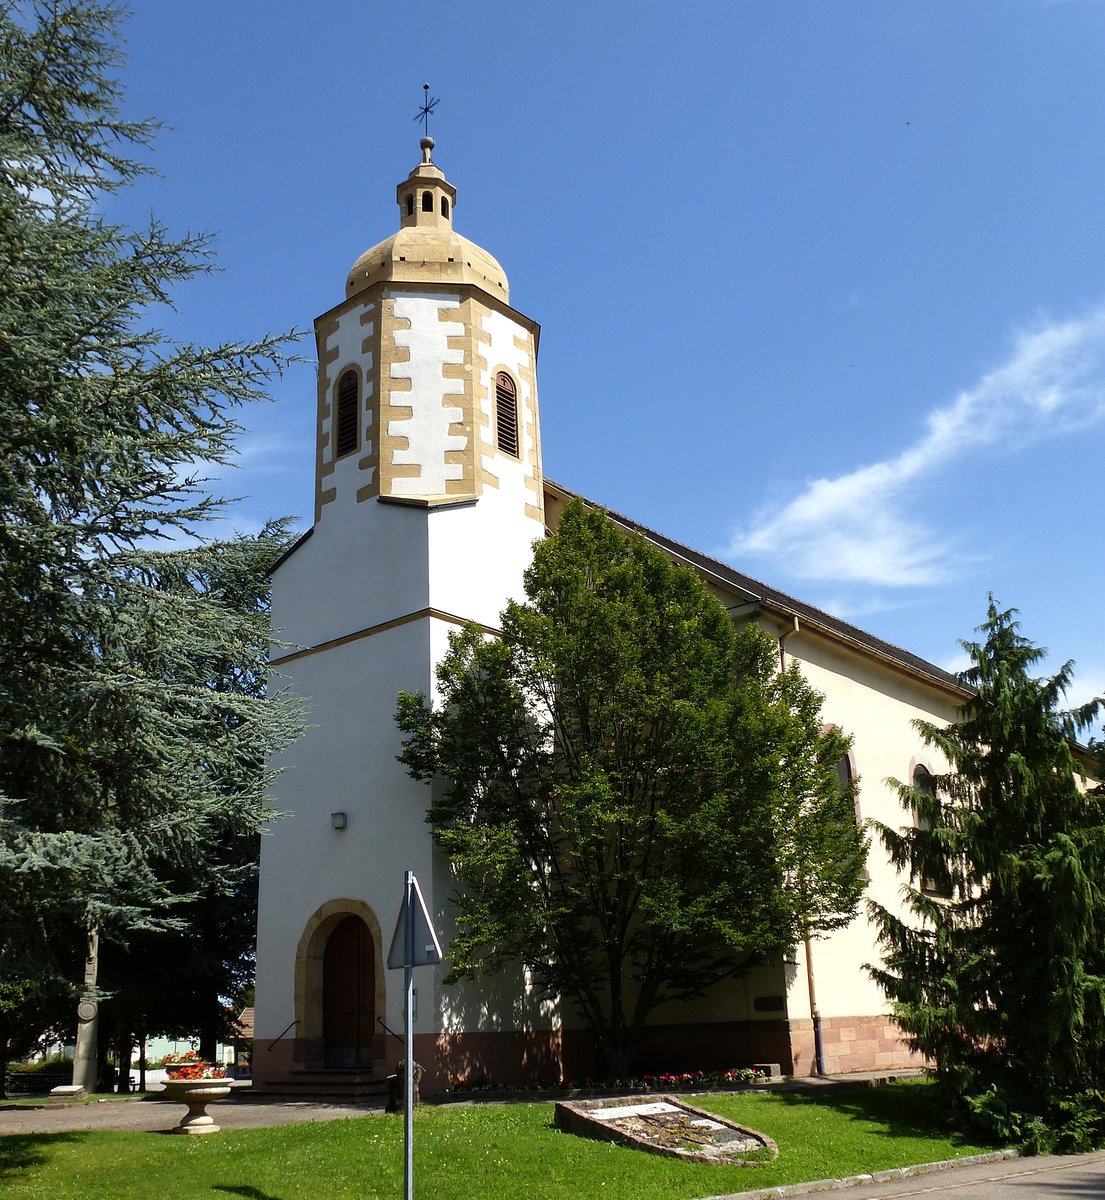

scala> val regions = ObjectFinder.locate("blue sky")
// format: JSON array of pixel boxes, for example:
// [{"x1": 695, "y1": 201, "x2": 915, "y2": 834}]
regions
[{"x1": 108, "y1": 1, "x2": 1105, "y2": 711}]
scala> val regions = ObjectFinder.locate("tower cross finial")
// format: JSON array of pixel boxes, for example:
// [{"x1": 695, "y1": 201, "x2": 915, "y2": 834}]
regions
[{"x1": 415, "y1": 83, "x2": 440, "y2": 138}]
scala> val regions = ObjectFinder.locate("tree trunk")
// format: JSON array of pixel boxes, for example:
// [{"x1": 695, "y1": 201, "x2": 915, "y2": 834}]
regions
[
  {"x1": 71, "y1": 924, "x2": 100, "y2": 1092},
  {"x1": 597, "y1": 1028, "x2": 638, "y2": 1083},
  {"x1": 198, "y1": 1003, "x2": 218, "y2": 1065},
  {"x1": 0, "y1": 1013, "x2": 8, "y2": 1099},
  {"x1": 116, "y1": 1028, "x2": 132, "y2": 1093}
]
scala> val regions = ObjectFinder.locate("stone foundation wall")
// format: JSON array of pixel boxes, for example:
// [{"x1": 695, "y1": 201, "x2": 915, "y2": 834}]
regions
[
  {"x1": 787, "y1": 1015, "x2": 922, "y2": 1075},
  {"x1": 254, "y1": 1014, "x2": 919, "y2": 1094},
  {"x1": 252, "y1": 1037, "x2": 294, "y2": 1087}
]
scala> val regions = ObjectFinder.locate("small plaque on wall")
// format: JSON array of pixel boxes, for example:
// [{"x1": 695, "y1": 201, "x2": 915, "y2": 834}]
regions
[{"x1": 753, "y1": 994, "x2": 785, "y2": 1013}]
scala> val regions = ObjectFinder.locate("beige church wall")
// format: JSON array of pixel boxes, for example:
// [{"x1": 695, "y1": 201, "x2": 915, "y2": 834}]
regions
[
  {"x1": 774, "y1": 627, "x2": 958, "y2": 1037},
  {"x1": 534, "y1": 959, "x2": 792, "y2": 1034}
]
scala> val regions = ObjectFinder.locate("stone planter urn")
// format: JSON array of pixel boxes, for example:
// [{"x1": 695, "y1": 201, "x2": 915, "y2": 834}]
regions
[{"x1": 160, "y1": 1075, "x2": 233, "y2": 1135}]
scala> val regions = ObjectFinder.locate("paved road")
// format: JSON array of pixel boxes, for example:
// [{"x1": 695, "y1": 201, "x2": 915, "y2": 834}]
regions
[
  {"x1": 726, "y1": 1148, "x2": 1105, "y2": 1200},
  {"x1": 0, "y1": 1093, "x2": 384, "y2": 1135}
]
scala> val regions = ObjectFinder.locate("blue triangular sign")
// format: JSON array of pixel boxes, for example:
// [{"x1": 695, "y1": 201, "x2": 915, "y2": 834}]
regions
[{"x1": 387, "y1": 873, "x2": 443, "y2": 969}]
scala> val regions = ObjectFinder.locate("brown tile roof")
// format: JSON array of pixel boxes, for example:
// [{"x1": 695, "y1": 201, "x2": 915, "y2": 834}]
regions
[{"x1": 233, "y1": 1007, "x2": 255, "y2": 1040}]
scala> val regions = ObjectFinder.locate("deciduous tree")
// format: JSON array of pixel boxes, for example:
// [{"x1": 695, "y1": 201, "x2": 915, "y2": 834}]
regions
[{"x1": 397, "y1": 500, "x2": 867, "y2": 1078}]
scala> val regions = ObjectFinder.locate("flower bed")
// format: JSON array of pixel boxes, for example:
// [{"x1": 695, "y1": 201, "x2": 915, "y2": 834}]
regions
[{"x1": 444, "y1": 1067, "x2": 765, "y2": 1097}]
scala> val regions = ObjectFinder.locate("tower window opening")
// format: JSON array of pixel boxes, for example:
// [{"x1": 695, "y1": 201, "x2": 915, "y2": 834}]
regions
[
  {"x1": 405, "y1": 193, "x2": 414, "y2": 216},
  {"x1": 441, "y1": 196, "x2": 450, "y2": 218},
  {"x1": 495, "y1": 372, "x2": 519, "y2": 458},
  {"x1": 422, "y1": 190, "x2": 433, "y2": 212},
  {"x1": 335, "y1": 370, "x2": 359, "y2": 458}
]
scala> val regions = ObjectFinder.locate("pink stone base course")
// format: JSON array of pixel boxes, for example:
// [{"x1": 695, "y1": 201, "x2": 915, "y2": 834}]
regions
[
  {"x1": 254, "y1": 1013, "x2": 920, "y2": 1094},
  {"x1": 787, "y1": 1015, "x2": 923, "y2": 1076}
]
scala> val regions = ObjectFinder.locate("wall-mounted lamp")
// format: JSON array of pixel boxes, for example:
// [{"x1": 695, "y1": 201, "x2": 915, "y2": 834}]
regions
[{"x1": 330, "y1": 811, "x2": 347, "y2": 830}]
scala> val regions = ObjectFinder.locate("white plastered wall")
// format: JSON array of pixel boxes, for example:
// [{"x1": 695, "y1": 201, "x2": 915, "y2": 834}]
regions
[
  {"x1": 259, "y1": 292, "x2": 549, "y2": 1045},
  {"x1": 389, "y1": 291, "x2": 466, "y2": 496},
  {"x1": 256, "y1": 614, "x2": 438, "y2": 1042},
  {"x1": 269, "y1": 489, "x2": 431, "y2": 656},
  {"x1": 426, "y1": 304, "x2": 541, "y2": 623}
]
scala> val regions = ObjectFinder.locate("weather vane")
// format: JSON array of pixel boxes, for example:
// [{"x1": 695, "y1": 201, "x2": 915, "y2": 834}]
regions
[{"x1": 415, "y1": 83, "x2": 440, "y2": 137}]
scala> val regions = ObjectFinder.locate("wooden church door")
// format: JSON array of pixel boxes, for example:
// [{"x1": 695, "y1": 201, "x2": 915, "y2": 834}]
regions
[{"x1": 322, "y1": 916, "x2": 375, "y2": 1067}]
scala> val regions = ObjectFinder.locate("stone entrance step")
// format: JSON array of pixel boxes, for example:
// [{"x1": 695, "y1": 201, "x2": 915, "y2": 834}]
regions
[{"x1": 250, "y1": 1067, "x2": 390, "y2": 1101}]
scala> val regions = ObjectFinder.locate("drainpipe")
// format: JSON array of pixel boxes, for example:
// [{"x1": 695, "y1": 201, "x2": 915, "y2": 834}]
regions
[
  {"x1": 777, "y1": 614, "x2": 799, "y2": 672},
  {"x1": 803, "y1": 934, "x2": 825, "y2": 1075},
  {"x1": 778, "y1": 617, "x2": 826, "y2": 1076}
]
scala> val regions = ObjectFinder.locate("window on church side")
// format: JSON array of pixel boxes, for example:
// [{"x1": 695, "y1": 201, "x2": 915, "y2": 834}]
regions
[
  {"x1": 495, "y1": 372, "x2": 519, "y2": 458},
  {"x1": 441, "y1": 196, "x2": 449, "y2": 218},
  {"x1": 835, "y1": 749, "x2": 868, "y2": 880},
  {"x1": 913, "y1": 764, "x2": 952, "y2": 898},
  {"x1": 406, "y1": 193, "x2": 414, "y2": 216},
  {"x1": 422, "y1": 190, "x2": 433, "y2": 212},
  {"x1": 335, "y1": 370, "x2": 359, "y2": 458}
]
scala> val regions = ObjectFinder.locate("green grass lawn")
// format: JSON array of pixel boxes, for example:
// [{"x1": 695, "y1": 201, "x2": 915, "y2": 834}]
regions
[{"x1": 0, "y1": 1082, "x2": 1000, "y2": 1200}]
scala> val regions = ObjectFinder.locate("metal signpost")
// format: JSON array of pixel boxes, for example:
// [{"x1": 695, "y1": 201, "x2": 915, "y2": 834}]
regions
[{"x1": 387, "y1": 870, "x2": 442, "y2": 1200}]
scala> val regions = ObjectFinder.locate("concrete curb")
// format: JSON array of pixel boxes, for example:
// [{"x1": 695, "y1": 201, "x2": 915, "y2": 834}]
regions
[{"x1": 701, "y1": 1148, "x2": 1022, "y2": 1200}]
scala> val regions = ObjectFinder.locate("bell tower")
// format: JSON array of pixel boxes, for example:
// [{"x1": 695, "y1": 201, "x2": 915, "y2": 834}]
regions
[
  {"x1": 312, "y1": 135, "x2": 542, "y2": 525},
  {"x1": 254, "y1": 140, "x2": 547, "y2": 1093}
]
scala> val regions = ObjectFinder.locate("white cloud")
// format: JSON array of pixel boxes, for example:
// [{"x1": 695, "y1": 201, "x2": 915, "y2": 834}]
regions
[
  {"x1": 217, "y1": 429, "x2": 304, "y2": 478},
  {"x1": 1066, "y1": 662, "x2": 1105, "y2": 714},
  {"x1": 935, "y1": 649, "x2": 973, "y2": 678},
  {"x1": 728, "y1": 308, "x2": 1105, "y2": 587}
]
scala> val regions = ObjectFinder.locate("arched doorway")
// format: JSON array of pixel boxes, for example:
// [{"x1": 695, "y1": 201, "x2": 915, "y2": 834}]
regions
[{"x1": 322, "y1": 915, "x2": 375, "y2": 1067}]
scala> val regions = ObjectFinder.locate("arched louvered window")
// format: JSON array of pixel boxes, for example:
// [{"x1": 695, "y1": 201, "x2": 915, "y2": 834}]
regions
[
  {"x1": 495, "y1": 372, "x2": 519, "y2": 458},
  {"x1": 421, "y1": 190, "x2": 433, "y2": 212},
  {"x1": 406, "y1": 193, "x2": 414, "y2": 216},
  {"x1": 335, "y1": 370, "x2": 359, "y2": 458},
  {"x1": 441, "y1": 196, "x2": 450, "y2": 218}
]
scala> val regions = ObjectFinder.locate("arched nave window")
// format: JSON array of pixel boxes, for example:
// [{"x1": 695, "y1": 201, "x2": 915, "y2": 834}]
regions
[{"x1": 913, "y1": 764, "x2": 952, "y2": 898}]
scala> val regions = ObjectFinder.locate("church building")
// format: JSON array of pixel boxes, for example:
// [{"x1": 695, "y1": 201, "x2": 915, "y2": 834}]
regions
[{"x1": 252, "y1": 138, "x2": 966, "y2": 1096}]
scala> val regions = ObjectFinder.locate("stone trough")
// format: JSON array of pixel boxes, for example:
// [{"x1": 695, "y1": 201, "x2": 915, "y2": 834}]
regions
[{"x1": 553, "y1": 1094, "x2": 778, "y2": 1166}]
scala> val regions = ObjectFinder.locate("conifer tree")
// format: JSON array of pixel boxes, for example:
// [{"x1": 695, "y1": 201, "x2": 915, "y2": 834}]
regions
[
  {"x1": 869, "y1": 600, "x2": 1105, "y2": 1152},
  {"x1": 398, "y1": 500, "x2": 867, "y2": 1079},
  {"x1": 0, "y1": 1, "x2": 301, "y2": 1081}
]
